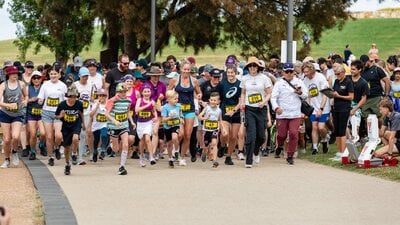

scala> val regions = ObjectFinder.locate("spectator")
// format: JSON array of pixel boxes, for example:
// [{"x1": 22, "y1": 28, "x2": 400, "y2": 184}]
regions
[
  {"x1": 344, "y1": 44, "x2": 353, "y2": 63},
  {"x1": 368, "y1": 43, "x2": 379, "y2": 62}
]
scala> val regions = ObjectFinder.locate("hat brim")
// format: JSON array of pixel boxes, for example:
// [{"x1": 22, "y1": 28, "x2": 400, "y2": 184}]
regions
[
  {"x1": 244, "y1": 62, "x2": 262, "y2": 70},
  {"x1": 147, "y1": 72, "x2": 164, "y2": 76}
]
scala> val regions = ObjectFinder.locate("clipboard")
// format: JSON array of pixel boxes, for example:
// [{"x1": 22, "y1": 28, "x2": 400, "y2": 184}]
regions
[{"x1": 320, "y1": 88, "x2": 335, "y2": 98}]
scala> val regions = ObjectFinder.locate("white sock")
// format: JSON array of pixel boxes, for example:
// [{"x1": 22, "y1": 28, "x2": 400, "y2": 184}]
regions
[
  {"x1": 120, "y1": 151, "x2": 128, "y2": 167},
  {"x1": 312, "y1": 143, "x2": 318, "y2": 149}
]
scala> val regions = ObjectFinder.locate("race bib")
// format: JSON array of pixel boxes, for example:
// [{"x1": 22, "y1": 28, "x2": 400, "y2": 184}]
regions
[
  {"x1": 181, "y1": 104, "x2": 191, "y2": 112},
  {"x1": 393, "y1": 91, "x2": 400, "y2": 98},
  {"x1": 204, "y1": 120, "x2": 218, "y2": 130},
  {"x1": 46, "y1": 97, "x2": 59, "y2": 107},
  {"x1": 167, "y1": 118, "x2": 180, "y2": 127},
  {"x1": 248, "y1": 93, "x2": 262, "y2": 104},
  {"x1": 82, "y1": 100, "x2": 90, "y2": 109},
  {"x1": 115, "y1": 112, "x2": 128, "y2": 122},
  {"x1": 31, "y1": 107, "x2": 42, "y2": 116},
  {"x1": 6, "y1": 105, "x2": 18, "y2": 112},
  {"x1": 64, "y1": 114, "x2": 77, "y2": 123},
  {"x1": 96, "y1": 113, "x2": 107, "y2": 122},
  {"x1": 309, "y1": 87, "x2": 319, "y2": 97},
  {"x1": 225, "y1": 105, "x2": 235, "y2": 112},
  {"x1": 138, "y1": 111, "x2": 152, "y2": 119}
]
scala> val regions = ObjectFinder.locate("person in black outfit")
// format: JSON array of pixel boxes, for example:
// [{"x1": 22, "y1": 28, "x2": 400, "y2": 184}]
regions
[{"x1": 105, "y1": 54, "x2": 130, "y2": 98}]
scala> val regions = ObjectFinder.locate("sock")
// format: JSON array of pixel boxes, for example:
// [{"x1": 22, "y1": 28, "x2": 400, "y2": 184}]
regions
[
  {"x1": 31, "y1": 148, "x2": 36, "y2": 153},
  {"x1": 312, "y1": 143, "x2": 318, "y2": 149},
  {"x1": 5, "y1": 157, "x2": 10, "y2": 161},
  {"x1": 12, "y1": 149, "x2": 17, "y2": 154},
  {"x1": 120, "y1": 151, "x2": 128, "y2": 167}
]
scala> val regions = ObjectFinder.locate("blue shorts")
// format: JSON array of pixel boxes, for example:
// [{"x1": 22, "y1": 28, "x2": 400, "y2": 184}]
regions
[
  {"x1": 182, "y1": 112, "x2": 196, "y2": 119},
  {"x1": 0, "y1": 111, "x2": 24, "y2": 123},
  {"x1": 41, "y1": 110, "x2": 62, "y2": 124},
  {"x1": 310, "y1": 113, "x2": 330, "y2": 123}
]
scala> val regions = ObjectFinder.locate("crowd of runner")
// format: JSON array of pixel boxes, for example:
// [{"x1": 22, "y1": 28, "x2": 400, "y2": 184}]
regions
[{"x1": 0, "y1": 48, "x2": 399, "y2": 175}]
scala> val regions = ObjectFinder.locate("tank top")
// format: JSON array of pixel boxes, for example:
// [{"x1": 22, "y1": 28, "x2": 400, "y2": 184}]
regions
[
  {"x1": 137, "y1": 98, "x2": 154, "y2": 123},
  {"x1": 175, "y1": 75, "x2": 195, "y2": 113},
  {"x1": 1, "y1": 80, "x2": 24, "y2": 117},
  {"x1": 27, "y1": 85, "x2": 43, "y2": 116},
  {"x1": 107, "y1": 96, "x2": 131, "y2": 130},
  {"x1": 91, "y1": 103, "x2": 107, "y2": 131}
]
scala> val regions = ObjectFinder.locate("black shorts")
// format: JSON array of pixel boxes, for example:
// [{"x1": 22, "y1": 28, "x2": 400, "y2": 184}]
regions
[
  {"x1": 203, "y1": 130, "x2": 219, "y2": 147},
  {"x1": 222, "y1": 114, "x2": 241, "y2": 124},
  {"x1": 108, "y1": 128, "x2": 129, "y2": 138},
  {"x1": 158, "y1": 127, "x2": 165, "y2": 141},
  {"x1": 62, "y1": 124, "x2": 81, "y2": 147},
  {"x1": 128, "y1": 122, "x2": 136, "y2": 135},
  {"x1": 165, "y1": 126, "x2": 180, "y2": 142}
]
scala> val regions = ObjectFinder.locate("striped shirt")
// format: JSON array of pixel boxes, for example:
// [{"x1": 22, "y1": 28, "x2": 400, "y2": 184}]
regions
[{"x1": 105, "y1": 95, "x2": 131, "y2": 130}]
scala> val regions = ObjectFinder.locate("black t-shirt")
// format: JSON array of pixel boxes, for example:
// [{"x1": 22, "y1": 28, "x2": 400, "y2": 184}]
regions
[
  {"x1": 55, "y1": 100, "x2": 83, "y2": 129},
  {"x1": 333, "y1": 76, "x2": 354, "y2": 112},
  {"x1": 361, "y1": 65, "x2": 386, "y2": 98},
  {"x1": 105, "y1": 67, "x2": 128, "y2": 98},
  {"x1": 352, "y1": 77, "x2": 370, "y2": 104},
  {"x1": 217, "y1": 78, "x2": 241, "y2": 114},
  {"x1": 384, "y1": 112, "x2": 400, "y2": 146},
  {"x1": 200, "y1": 80, "x2": 219, "y2": 102}
]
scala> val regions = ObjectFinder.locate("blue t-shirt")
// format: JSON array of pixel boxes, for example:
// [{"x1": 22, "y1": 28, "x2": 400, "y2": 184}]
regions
[{"x1": 161, "y1": 103, "x2": 181, "y2": 129}]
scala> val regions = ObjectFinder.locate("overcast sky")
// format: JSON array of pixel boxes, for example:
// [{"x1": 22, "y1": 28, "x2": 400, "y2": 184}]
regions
[{"x1": 1, "y1": 0, "x2": 400, "y2": 40}]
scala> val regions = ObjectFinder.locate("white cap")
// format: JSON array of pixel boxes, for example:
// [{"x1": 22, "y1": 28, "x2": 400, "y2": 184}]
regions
[{"x1": 128, "y1": 61, "x2": 136, "y2": 70}]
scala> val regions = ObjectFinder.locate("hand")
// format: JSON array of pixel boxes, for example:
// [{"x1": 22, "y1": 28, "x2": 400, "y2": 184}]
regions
[
  {"x1": 158, "y1": 94, "x2": 164, "y2": 100},
  {"x1": 350, "y1": 109, "x2": 355, "y2": 116},
  {"x1": 59, "y1": 110, "x2": 66, "y2": 118},
  {"x1": 21, "y1": 100, "x2": 27, "y2": 107},
  {"x1": 29, "y1": 97, "x2": 37, "y2": 102},
  {"x1": 316, "y1": 110, "x2": 322, "y2": 118},
  {"x1": 258, "y1": 102, "x2": 265, "y2": 108},
  {"x1": 7, "y1": 103, "x2": 17, "y2": 109},
  {"x1": 276, "y1": 108, "x2": 283, "y2": 115},
  {"x1": 267, "y1": 121, "x2": 272, "y2": 128},
  {"x1": 294, "y1": 87, "x2": 302, "y2": 95},
  {"x1": 332, "y1": 91, "x2": 340, "y2": 98},
  {"x1": 114, "y1": 120, "x2": 121, "y2": 127},
  {"x1": 152, "y1": 117, "x2": 158, "y2": 123},
  {"x1": 225, "y1": 110, "x2": 234, "y2": 117},
  {"x1": 180, "y1": 118, "x2": 185, "y2": 125}
]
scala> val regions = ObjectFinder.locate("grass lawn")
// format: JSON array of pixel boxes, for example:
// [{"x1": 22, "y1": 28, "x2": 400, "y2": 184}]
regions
[{"x1": 298, "y1": 143, "x2": 400, "y2": 182}]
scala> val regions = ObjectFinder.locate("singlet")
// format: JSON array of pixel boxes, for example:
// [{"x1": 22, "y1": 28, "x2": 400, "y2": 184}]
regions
[
  {"x1": 218, "y1": 78, "x2": 241, "y2": 115},
  {"x1": 27, "y1": 85, "x2": 43, "y2": 117},
  {"x1": 1, "y1": 80, "x2": 24, "y2": 117},
  {"x1": 106, "y1": 95, "x2": 131, "y2": 130},
  {"x1": 136, "y1": 98, "x2": 154, "y2": 123},
  {"x1": 175, "y1": 75, "x2": 195, "y2": 113},
  {"x1": 91, "y1": 103, "x2": 107, "y2": 131}
]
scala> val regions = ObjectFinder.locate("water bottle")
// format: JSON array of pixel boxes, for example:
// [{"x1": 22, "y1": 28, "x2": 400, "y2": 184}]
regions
[{"x1": 240, "y1": 106, "x2": 245, "y2": 123}]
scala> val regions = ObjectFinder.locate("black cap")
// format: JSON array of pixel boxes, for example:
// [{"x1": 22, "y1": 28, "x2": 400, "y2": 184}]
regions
[
  {"x1": 209, "y1": 68, "x2": 222, "y2": 77},
  {"x1": 360, "y1": 55, "x2": 370, "y2": 63},
  {"x1": 25, "y1": 61, "x2": 34, "y2": 68}
]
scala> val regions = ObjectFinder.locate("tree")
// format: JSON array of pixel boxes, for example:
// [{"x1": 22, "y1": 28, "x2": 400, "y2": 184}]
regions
[{"x1": 9, "y1": 0, "x2": 96, "y2": 66}]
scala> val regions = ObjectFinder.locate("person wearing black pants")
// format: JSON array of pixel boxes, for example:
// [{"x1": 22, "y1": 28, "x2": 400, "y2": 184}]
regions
[{"x1": 240, "y1": 56, "x2": 272, "y2": 168}]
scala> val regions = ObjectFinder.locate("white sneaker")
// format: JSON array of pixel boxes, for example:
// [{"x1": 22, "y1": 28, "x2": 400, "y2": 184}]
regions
[
  {"x1": 12, "y1": 152, "x2": 19, "y2": 166},
  {"x1": 139, "y1": 157, "x2": 146, "y2": 167},
  {"x1": 330, "y1": 152, "x2": 342, "y2": 161},
  {"x1": 179, "y1": 159, "x2": 187, "y2": 166},
  {"x1": 77, "y1": 159, "x2": 86, "y2": 165},
  {"x1": 245, "y1": 164, "x2": 252, "y2": 168},
  {"x1": 300, "y1": 148, "x2": 306, "y2": 154},
  {"x1": 1, "y1": 160, "x2": 10, "y2": 168},
  {"x1": 254, "y1": 155, "x2": 260, "y2": 164},
  {"x1": 237, "y1": 152, "x2": 245, "y2": 160},
  {"x1": 293, "y1": 151, "x2": 298, "y2": 158}
]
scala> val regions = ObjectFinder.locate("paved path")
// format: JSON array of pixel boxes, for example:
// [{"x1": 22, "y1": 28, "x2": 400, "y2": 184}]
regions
[{"x1": 38, "y1": 156, "x2": 399, "y2": 225}]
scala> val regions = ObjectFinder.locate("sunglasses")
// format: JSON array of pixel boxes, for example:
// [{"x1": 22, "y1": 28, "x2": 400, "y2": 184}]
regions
[
  {"x1": 32, "y1": 76, "x2": 41, "y2": 80},
  {"x1": 26, "y1": 66, "x2": 34, "y2": 69},
  {"x1": 121, "y1": 62, "x2": 129, "y2": 66},
  {"x1": 248, "y1": 63, "x2": 258, "y2": 68},
  {"x1": 285, "y1": 70, "x2": 294, "y2": 73}
]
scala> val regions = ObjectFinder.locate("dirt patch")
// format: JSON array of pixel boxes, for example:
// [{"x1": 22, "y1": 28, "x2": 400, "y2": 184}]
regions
[{"x1": 0, "y1": 154, "x2": 44, "y2": 225}]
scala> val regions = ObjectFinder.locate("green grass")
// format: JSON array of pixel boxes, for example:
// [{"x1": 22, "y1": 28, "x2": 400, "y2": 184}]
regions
[
  {"x1": 1, "y1": 18, "x2": 400, "y2": 66},
  {"x1": 298, "y1": 143, "x2": 400, "y2": 182}
]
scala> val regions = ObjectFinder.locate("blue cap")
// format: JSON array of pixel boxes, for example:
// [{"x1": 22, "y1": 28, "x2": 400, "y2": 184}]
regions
[
  {"x1": 283, "y1": 63, "x2": 294, "y2": 71},
  {"x1": 78, "y1": 67, "x2": 89, "y2": 76}
]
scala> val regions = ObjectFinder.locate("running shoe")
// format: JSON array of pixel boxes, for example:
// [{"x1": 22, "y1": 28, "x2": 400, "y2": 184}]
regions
[
  {"x1": 54, "y1": 148, "x2": 61, "y2": 160},
  {"x1": 150, "y1": 159, "x2": 157, "y2": 165},
  {"x1": 29, "y1": 152, "x2": 36, "y2": 160},
  {"x1": 39, "y1": 143, "x2": 47, "y2": 156},
  {"x1": 169, "y1": 160, "x2": 174, "y2": 168},
  {"x1": 99, "y1": 152, "x2": 106, "y2": 160},
  {"x1": 174, "y1": 152, "x2": 180, "y2": 161},
  {"x1": 139, "y1": 157, "x2": 146, "y2": 167},
  {"x1": 118, "y1": 166, "x2": 128, "y2": 175},
  {"x1": 12, "y1": 151, "x2": 19, "y2": 166},
  {"x1": 77, "y1": 159, "x2": 86, "y2": 165},
  {"x1": 286, "y1": 156, "x2": 294, "y2": 165},
  {"x1": 191, "y1": 155, "x2": 197, "y2": 162},
  {"x1": 322, "y1": 142, "x2": 329, "y2": 153},
  {"x1": 109, "y1": 151, "x2": 116, "y2": 157},
  {"x1": 22, "y1": 148, "x2": 29, "y2": 157},
  {"x1": 237, "y1": 152, "x2": 245, "y2": 160},
  {"x1": 201, "y1": 151, "x2": 207, "y2": 162},
  {"x1": 254, "y1": 154, "x2": 260, "y2": 164},
  {"x1": 224, "y1": 156, "x2": 234, "y2": 165},
  {"x1": 93, "y1": 153, "x2": 98, "y2": 163},
  {"x1": 218, "y1": 146, "x2": 226, "y2": 158},
  {"x1": 48, "y1": 158, "x2": 55, "y2": 166},
  {"x1": 0, "y1": 159, "x2": 10, "y2": 169},
  {"x1": 179, "y1": 159, "x2": 187, "y2": 166},
  {"x1": 275, "y1": 146, "x2": 283, "y2": 158},
  {"x1": 262, "y1": 147, "x2": 269, "y2": 157},
  {"x1": 72, "y1": 154, "x2": 78, "y2": 165},
  {"x1": 131, "y1": 150, "x2": 139, "y2": 159},
  {"x1": 212, "y1": 161, "x2": 219, "y2": 168},
  {"x1": 64, "y1": 164, "x2": 71, "y2": 175},
  {"x1": 311, "y1": 148, "x2": 318, "y2": 155},
  {"x1": 245, "y1": 164, "x2": 252, "y2": 168}
]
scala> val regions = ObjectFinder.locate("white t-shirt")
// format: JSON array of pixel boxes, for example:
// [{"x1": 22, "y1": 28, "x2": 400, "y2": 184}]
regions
[
  {"x1": 202, "y1": 105, "x2": 221, "y2": 132},
  {"x1": 303, "y1": 72, "x2": 331, "y2": 114},
  {"x1": 38, "y1": 80, "x2": 67, "y2": 112},
  {"x1": 91, "y1": 102, "x2": 107, "y2": 131},
  {"x1": 240, "y1": 73, "x2": 272, "y2": 107},
  {"x1": 74, "y1": 81, "x2": 92, "y2": 115},
  {"x1": 88, "y1": 73, "x2": 103, "y2": 91}
]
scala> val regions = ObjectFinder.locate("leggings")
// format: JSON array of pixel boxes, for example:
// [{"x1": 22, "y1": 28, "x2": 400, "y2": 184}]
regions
[
  {"x1": 276, "y1": 118, "x2": 301, "y2": 157},
  {"x1": 93, "y1": 127, "x2": 108, "y2": 154},
  {"x1": 190, "y1": 126, "x2": 198, "y2": 157}
]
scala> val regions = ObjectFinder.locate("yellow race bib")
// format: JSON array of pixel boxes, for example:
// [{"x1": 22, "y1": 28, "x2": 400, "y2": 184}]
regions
[
  {"x1": 225, "y1": 105, "x2": 235, "y2": 112},
  {"x1": 167, "y1": 118, "x2": 180, "y2": 126},
  {"x1": 181, "y1": 104, "x2": 191, "y2": 112},
  {"x1": 248, "y1": 93, "x2": 262, "y2": 104},
  {"x1": 82, "y1": 100, "x2": 90, "y2": 109},
  {"x1": 115, "y1": 112, "x2": 128, "y2": 122},
  {"x1": 6, "y1": 105, "x2": 18, "y2": 112},
  {"x1": 64, "y1": 114, "x2": 77, "y2": 123},
  {"x1": 309, "y1": 88, "x2": 319, "y2": 97},
  {"x1": 138, "y1": 111, "x2": 152, "y2": 119},
  {"x1": 393, "y1": 92, "x2": 400, "y2": 98},
  {"x1": 96, "y1": 113, "x2": 107, "y2": 122},
  {"x1": 31, "y1": 107, "x2": 42, "y2": 116},
  {"x1": 46, "y1": 97, "x2": 59, "y2": 107},
  {"x1": 204, "y1": 120, "x2": 218, "y2": 130}
]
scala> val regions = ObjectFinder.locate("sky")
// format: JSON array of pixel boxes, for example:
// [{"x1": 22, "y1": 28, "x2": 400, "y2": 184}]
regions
[{"x1": 1, "y1": 0, "x2": 400, "y2": 40}]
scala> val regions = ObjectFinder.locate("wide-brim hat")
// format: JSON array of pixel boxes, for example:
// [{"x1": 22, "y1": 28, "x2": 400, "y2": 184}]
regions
[
  {"x1": 147, "y1": 66, "x2": 164, "y2": 76},
  {"x1": 66, "y1": 84, "x2": 79, "y2": 97},
  {"x1": 244, "y1": 56, "x2": 262, "y2": 70},
  {"x1": 5, "y1": 66, "x2": 19, "y2": 76}
]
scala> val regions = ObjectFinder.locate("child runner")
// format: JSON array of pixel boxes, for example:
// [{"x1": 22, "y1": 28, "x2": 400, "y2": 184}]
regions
[
  {"x1": 105, "y1": 83, "x2": 134, "y2": 175},
  {"x1": 0, "y1": 66, "x2": 28, "y2": 168},
  {"x1": 55, "y1": 84, "x2": 85, "y2": 175},
  {"x1": 89, "y1": 88, "x2": 108, "y2": 161},
  {"x1": 38, "y1": 65, "x2": 67, "y2": 166},
  {"x1": 198, "y1": 92, "x2": 222, "y2": 168},
  {"x1": 135, "y1": 85, "x2": 158, "y2": 167},
  {"x1": 161, "y1": 90, "x2": 183, "y2": 168},
  {"x1": 26, "y1": 71, "x2": 45, "y2": 160}
]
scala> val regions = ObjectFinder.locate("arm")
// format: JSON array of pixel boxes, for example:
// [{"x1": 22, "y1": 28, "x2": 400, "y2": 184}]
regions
[
  {"x1": 334, "y1": 92, "x2": 354, "y2": 101},
  {"x1": 193, "y1": 78, "x2": 202, "y2": 100},
  {"x1": 167, "y1": 78, "x2": 177, "y2": 90},
  {"x1": 21, "y1": 82, "x2": 28, "y2": 106},
  {"x1": 379, "y1": 125, "x2": 387, "y2": 138},
  {"x1": 135, "y1": 99, "x2": 153, "y2": 112},
  {"x1": 387, "y1": 130, "x2": 397, "y2": 155},
  {"x1": 80, "y1": 111, "x2": 86, "y2": 130},
  {"x1": 382, "y1": 77, "x2": 391, "y2": 96},
  {"x1": 240, "y1": 87, "x2": 246, "y2": 108},
  {"x1": 152, "y1": 103, "x2": 158, "y2": 121},
  {"x1": 0, "y1": 84, "x2": 11, "y2": 108},
  {"x1": 198, "y1": 106, "x2": 208, "y2": 121},
  {"x1": 351, "y1": 95, "x2": 367, "y2": 115},
  {"x1": 89, "y1": 102, "x2": 99, "y2": 118}
]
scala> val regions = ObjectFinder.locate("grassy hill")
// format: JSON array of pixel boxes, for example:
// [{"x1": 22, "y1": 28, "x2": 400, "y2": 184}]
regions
[{"x1": 0, "y1": 18, "x2": 400, "y2": 67}]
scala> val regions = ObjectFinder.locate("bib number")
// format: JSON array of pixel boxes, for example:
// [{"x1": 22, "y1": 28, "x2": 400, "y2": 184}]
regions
[
  {"x1": 96, "y1": 113, "x2": 107, "y2": 122},
  {"x1": 6, "y1": 105, "x2": 18, "y2": 112},
  {"x1": 138, "y1": 111, "x2": 152, "y2": 119},
  {"x1": 46, "y1": 97, "x2": 59, "y2": 107},
  {"x1": 309, "y1": 88, "x2": 319, "y2": 97},
  {"x1": 64, "y1": 114, "x2": 77, "y2": 123},
  {"x1": 204, "y1": 120, "x2": 218, "y2": 130},
  {"x1": 225, "y1": 105, "x2": 235, "y2": 112},
  {"x1": 393, "y1": 92, "x2": 400, "y2": 98},
  {"x1": 248, "y1": 93, "x2": 262, "y2": 104},
  {"x1": 82, "y1": 100, "x2": 90, "y2": 109},
  {"x1": 31, "y1": 107, "x2": 42, "y2": 116},
  {"x1": 115, "y1": 112, "x2": 127, "y2": 122},
  {"x1": 167, "y1": 118, "x2": 180, "y2": 127},
  {"x1": 181, "y1": 104, "x2": 191, "y2": 112}
]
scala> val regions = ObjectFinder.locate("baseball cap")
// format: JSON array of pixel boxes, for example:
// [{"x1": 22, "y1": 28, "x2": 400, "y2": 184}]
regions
[
  {"x1": 122, "y1": 74, "x2": 135, "y2": 81},
  {"x1": 97, "y1": 88, "x2": 107, "y2": 95},
  {"x1": 74, "y1": 56, "x2": 83, "y2": 67},
  {"x1": 3, "y1": 60, "x2": 13, "y2": 69},
  {"x1": 78, "y1": 67, "x2": 89, "y2": 76},
  {"x1": 209, "y1": 68, "x2": 222, "y2": 77},
  {"x1": 66, "y1": 84, "x2": 79, "y2": 97},
  {"x1": 394, "y1": 67, "x2": 400, "y2": 73},
  {"x1": 128, "y1": 61, "x2": 136, "y2": 70},
  {"x1": 225, "y1": 56, "x2": 236, "y2": 66},
  {"x1": 283, "y1": 63, "x2": 294, "y2": 71},
  {"x1": 32, "y1": 71, "x2": 42, "y2": 77},
  {"x1": 86, "y1": 59, "x2": 97, "y2": 67},
  {"x1": 25, "y1": 61, "x2": 34, "y2": 68},
  {"x1": 204, "y1": 64, "x2": 213, "y2": 73}
]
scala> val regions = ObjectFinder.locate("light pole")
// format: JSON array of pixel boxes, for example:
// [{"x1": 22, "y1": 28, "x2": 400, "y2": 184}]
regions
[
  {"x1": 287, "y1": 0, "x2": 294, "y2": 63},
  {"x1": 151, "y1": 0, "x2": 156, "y2": 63}
]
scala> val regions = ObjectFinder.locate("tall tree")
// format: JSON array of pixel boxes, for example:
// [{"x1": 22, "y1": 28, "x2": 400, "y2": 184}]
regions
[{"x1": 9, "y1": 0, "x2": 96, "y2": 66}]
